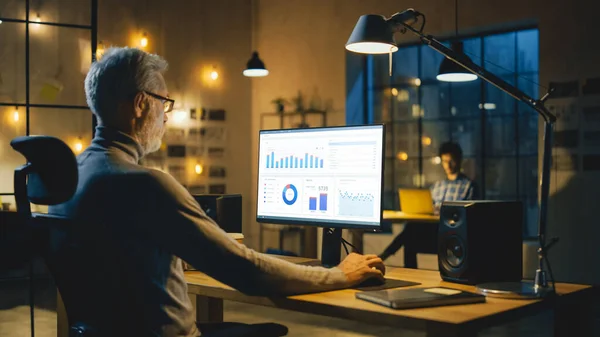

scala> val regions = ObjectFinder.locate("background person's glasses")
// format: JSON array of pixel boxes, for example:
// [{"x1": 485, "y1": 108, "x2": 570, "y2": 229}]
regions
[{"x1": 144, "y1": 91, "x2": 174, "y2": 113}]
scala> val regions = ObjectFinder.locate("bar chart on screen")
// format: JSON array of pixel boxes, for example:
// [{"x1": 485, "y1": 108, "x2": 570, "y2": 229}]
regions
[
  {"x1": 264, "y1": 148, "x2": 326, "y2": 169},
  {"x1": 302, "y1": 179, "x2": 332, "y2": 216}
]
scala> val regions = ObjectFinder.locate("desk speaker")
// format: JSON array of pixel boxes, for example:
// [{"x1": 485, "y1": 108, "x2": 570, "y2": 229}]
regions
[
  {"x1": 438, "y1": 201, "x2": 523, "y2": 285},
  {"x1": 193, "y1": 194, "x2": 242, "y2": 233}
]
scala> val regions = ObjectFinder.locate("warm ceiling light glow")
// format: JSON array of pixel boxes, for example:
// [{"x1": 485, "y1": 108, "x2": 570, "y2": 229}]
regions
[
  {"x1": 140, "y1": 33, "x2": 148, "y2": 48},
  {"x1": 391, "y1": 88, "x2": 399, "y2": 96},
  {"x1": 195, "y1": 164, "x2": 203, "y2": 175},
  {"x1": 32, "y1": 14, "x2": 41, "y2": 28},
  {"x1": 421, "y1": 136, "x2": 432, "y2": 146},
  {"x1": 396, "y1": 151, "x2": 408, "y2": 161},
  {"x1": 0, "y1": 20, "x2": 3, "y2": 24},
  {"x1": 345, "y1": 42, "x2": 398, "y2": 54},
  {"x1": 96, "y1": 40, "x2": 105, "y2": 59},
  {"x1": 210, "y1": 70, "x2": 219, "y2": 80},
  {"x1": 436, "y1": 73, "x2": 478, "y2": 82},
  {"x1": 242, "y1": 69, "x2": 268, "y2": 77},
  {"x1": 171, "y1": 110, "x2": 187, "y2": 124},
  {"x1": 414, "y1": 78, "x2": 422, "y2": 86},
  {"x1": 13, "y1": 107, "x2": 19, "y2": 122},
  {"x1": 74, "y1": 139, "x2": 83, "y2": 153},
  {"x1": 431, "y1": 156, "x2": 442, "y2": 165}
]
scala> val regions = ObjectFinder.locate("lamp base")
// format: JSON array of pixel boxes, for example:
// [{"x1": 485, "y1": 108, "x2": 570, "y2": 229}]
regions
[{"x1": 475, "y1": 281, "x2": 555, "y2": 300}]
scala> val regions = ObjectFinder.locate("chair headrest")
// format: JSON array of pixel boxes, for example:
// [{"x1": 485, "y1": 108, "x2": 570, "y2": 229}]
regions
[{"x1": 10, "y1": 136, "x2": 78, "y2": 205}]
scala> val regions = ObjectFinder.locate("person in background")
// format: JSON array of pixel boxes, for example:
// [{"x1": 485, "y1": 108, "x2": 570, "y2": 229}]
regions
[
  {"x1": 379, "y1": 141, "x2": 477, "y2": 266},
  {"x1": 431, "y1": 141, "x2": 477, "y2": 214}
]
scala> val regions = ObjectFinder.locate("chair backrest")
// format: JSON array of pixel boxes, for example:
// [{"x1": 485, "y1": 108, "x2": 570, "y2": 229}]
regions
[
  {"x1": 10, "y1": 136, "x2": 91, "y2": 331},
  {"x1": 10, "y1": 135, "x2": 78, "y2": 206}
]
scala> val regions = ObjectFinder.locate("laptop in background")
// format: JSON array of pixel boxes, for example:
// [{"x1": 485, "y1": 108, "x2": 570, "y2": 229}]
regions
[{"x1": 398, "y1": 189, "x2": 434, "y2": 214}]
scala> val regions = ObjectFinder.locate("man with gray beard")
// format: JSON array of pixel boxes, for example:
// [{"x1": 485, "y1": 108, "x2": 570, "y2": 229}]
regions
[{"x1": 49, "y1": 47, "x2": 385, "y2": 337}]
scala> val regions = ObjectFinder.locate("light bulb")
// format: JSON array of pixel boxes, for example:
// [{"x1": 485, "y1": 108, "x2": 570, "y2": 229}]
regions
[
  {"x1": 33, "y1": 14, "x2": 41, "y2": 28},
  {"x1": 195, "y1": 164, "x2": 203, "y2": 175},
  {"x1": 210, "y1": 70, "x2": 219, "y2": 80},
  {"x1": 140, "y1": 33, "x2": 148, "y2": 48},
  {"x1": 391, "y1": 88, "x2": 398, "y2": 96},
  {"x1": 431, "y1": 156, "x2": 442, "y2": 165},
  {"x1": 396, "y1": 152, "x2": 408, "y2": 161},
  {"x1": 421, "y1": 136, "x2": 432, "y2": 146},
  {"x1": 414, "y1": 78, "x2": 422, "y2": 86},
  {"x1": 13, "y1": 107, "x2": 19, "y2": 122},
  {"x1": 0, "y1": 20, "x2": 3, "y2": 24},
  {"x1": 74, "y1": 139, "x2": 83, "y2": 153},
  {"x1": 96, "y1": 40, "x2": 105, "y2": 59},
  {"x1": 172, "y1": 110, "x2": 187, "y2": 124}
]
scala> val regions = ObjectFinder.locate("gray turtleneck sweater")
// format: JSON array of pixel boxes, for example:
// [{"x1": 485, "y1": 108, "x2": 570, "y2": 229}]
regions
[{"x1": 49, "y1": 126, "x2": 347, "y2": 337}]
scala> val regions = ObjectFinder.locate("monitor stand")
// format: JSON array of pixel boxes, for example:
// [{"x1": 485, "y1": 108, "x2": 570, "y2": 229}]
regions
[
  {"x1": 321, "y1": 228, "x2": 343, "y2": 267},
  {"x1": 296, "y1": 228, "x2": 343, "y2": 268}
]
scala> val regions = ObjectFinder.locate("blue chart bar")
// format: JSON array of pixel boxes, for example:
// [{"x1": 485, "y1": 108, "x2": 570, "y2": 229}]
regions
[
  {"x1": 266, "y1": 155, "x2": 270, "y2": 168},
  {"x1": 295, "y1": 158, "x2": 298, "y2": 168},
  {"x1": 309, "y1": 197, "x2": 317, "y2": 211},
  {"x1": 276, "y1": 162, "x2": 279, "y2": 168},
  {"x1": 315, "y1": 156, "x2": 319, "y2": 168},
  {"x1": 271, "y1": 152, "x2": 274, "y2": 168},
  {"x1": 310, "y1": 155, "x2": 313, "y2": 168},
  {"x1": 300, "y1": 159, "x2": 303, "y2": 168},
  {"x1": 305, "y1": 153, "x2": 308, "y2": 167},
  {"x1": 319, "y1": 193, "x2": 327, "y2": 211},
  {"x1": 320, "y1": 159, "x2": 323, "y2": 168},
  {"x1": 280, "y1": 158, "x2": 283, "y2": 168},
  {"x1": 289, "y1": 155, "x2": 293, "y2": 168},
  {"x1": 285, "y1": 157, "x2": 289, "y2": 168}
]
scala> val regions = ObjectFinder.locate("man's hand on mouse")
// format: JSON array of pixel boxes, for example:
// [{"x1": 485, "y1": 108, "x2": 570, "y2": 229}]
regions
[{"x1": 337, "y1": 253, "x2": 385, "y2": 286}]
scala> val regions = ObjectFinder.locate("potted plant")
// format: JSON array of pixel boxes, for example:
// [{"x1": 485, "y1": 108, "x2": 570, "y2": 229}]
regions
[{"x1": 271, "y1": 97, "x2": 289, "y2": 113}]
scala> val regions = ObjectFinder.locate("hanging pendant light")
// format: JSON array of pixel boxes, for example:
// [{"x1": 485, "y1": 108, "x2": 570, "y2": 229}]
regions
[
  {"x1": 243, "y1": 51, "x2": 269, "y2": 77},
  {"x1": 437, "y1": 0, "x2": 477, "y2": 82}
]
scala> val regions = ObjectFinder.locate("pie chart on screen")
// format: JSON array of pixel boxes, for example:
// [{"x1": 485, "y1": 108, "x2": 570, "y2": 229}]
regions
[{"x1": 282, "y1": 184, "x2": 298, "y2": 205}]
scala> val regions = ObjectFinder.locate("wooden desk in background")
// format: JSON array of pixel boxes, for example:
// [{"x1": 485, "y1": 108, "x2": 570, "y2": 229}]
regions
[
  {"x1": 186, "y1": 256, "x2": 595, "y2": 337},
  {"x1": 349, "y1": 211, "x2": 440, "y2": 267},
  {"x1": 383, "y1": 210, "x2": 440, "y2": 223}
]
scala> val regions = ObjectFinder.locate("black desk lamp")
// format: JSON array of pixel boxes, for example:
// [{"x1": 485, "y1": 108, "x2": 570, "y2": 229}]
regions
[{"x1": 346, "y1": 9, "x2": 557, "y2": 299}]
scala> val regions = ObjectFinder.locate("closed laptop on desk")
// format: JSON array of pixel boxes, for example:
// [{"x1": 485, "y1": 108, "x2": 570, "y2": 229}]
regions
[{"x1": 356, "y1": 287, "x2": 485, "y2": 309}]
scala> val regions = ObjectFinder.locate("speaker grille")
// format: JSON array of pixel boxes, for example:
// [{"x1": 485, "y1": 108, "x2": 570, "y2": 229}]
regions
[{"x1": 443, "y1": 235, "x2": 465, "y2": 268}]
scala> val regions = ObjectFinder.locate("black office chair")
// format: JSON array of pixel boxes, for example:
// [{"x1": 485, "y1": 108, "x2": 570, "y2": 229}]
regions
[
  {"x1": 10, "y1": 135, "x2": 99, "y2": 337},
  {"x1": 11, "y1": 135, "x2": 288, "y2": 337}
]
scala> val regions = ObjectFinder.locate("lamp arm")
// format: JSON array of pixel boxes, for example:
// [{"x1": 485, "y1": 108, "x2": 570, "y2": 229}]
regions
[
  {"x1": 395, "y1": 20, "x2": 556, "y2": 124},
  {"x1": 388, "y1": 13, "x2": 558, "y2": 288}
]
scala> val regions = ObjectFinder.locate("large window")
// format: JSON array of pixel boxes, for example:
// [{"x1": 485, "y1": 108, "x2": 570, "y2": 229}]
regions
[
  {"x1": 348, "y1": 28, "x2": 539, "y2": 236},
  {"x1": 0, "y1": 1, "x2": 96, "y2": 209}
]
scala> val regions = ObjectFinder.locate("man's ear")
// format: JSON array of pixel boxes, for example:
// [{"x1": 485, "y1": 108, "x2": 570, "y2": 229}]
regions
[{"x1": 133, "y1": 92, "x2": 147, "y2": 119}]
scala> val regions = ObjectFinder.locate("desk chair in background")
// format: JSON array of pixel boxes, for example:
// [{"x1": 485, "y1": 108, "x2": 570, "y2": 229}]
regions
[{"x1": 10, "y1": 135, "x2": 287, "y2": 337}]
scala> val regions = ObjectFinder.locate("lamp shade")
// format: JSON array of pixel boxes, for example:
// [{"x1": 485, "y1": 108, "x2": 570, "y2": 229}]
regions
[
  {"x1": 437, "y1": 41, "x2": 477, "y2": 82},
  {"x1": 243, "y1": 51, "x2": 269, "y2": 77},
  {"x1": 345, "y1": 15, "x2": 398, "y2": 54}
]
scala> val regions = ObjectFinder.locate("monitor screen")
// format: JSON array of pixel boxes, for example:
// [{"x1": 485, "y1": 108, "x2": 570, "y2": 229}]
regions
[{"x1": 256, "y1": 124, "x2": 385, "y2": 229}]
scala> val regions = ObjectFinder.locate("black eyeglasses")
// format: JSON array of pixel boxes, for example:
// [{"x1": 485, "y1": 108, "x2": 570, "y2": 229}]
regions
[{"x1": 144, "y1": 91, "x2": 175, "y2": 113}]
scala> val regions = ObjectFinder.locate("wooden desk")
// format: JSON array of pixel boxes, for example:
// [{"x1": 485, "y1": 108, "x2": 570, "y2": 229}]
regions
[
  {"x1": 186, "y1": 256, "x2": 595, "y2": 337},
  {"x1": 383, "y1": 210, "x2": 440, "y2": 223}
]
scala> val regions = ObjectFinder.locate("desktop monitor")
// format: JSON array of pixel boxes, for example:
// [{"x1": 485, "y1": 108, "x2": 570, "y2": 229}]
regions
[{"x1": 256, "y1": 124, "x2": 385, "y2": 266}]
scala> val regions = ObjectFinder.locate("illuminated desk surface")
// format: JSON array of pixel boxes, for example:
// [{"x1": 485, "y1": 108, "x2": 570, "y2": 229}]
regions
[{"x1": 184, "y1": 256, "x2": 595, "y2": 337}]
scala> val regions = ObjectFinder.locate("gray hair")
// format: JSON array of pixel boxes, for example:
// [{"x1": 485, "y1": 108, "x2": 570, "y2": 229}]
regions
[{"x1": 84, "y1": 47, "x2": 168, "y2": 124}]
